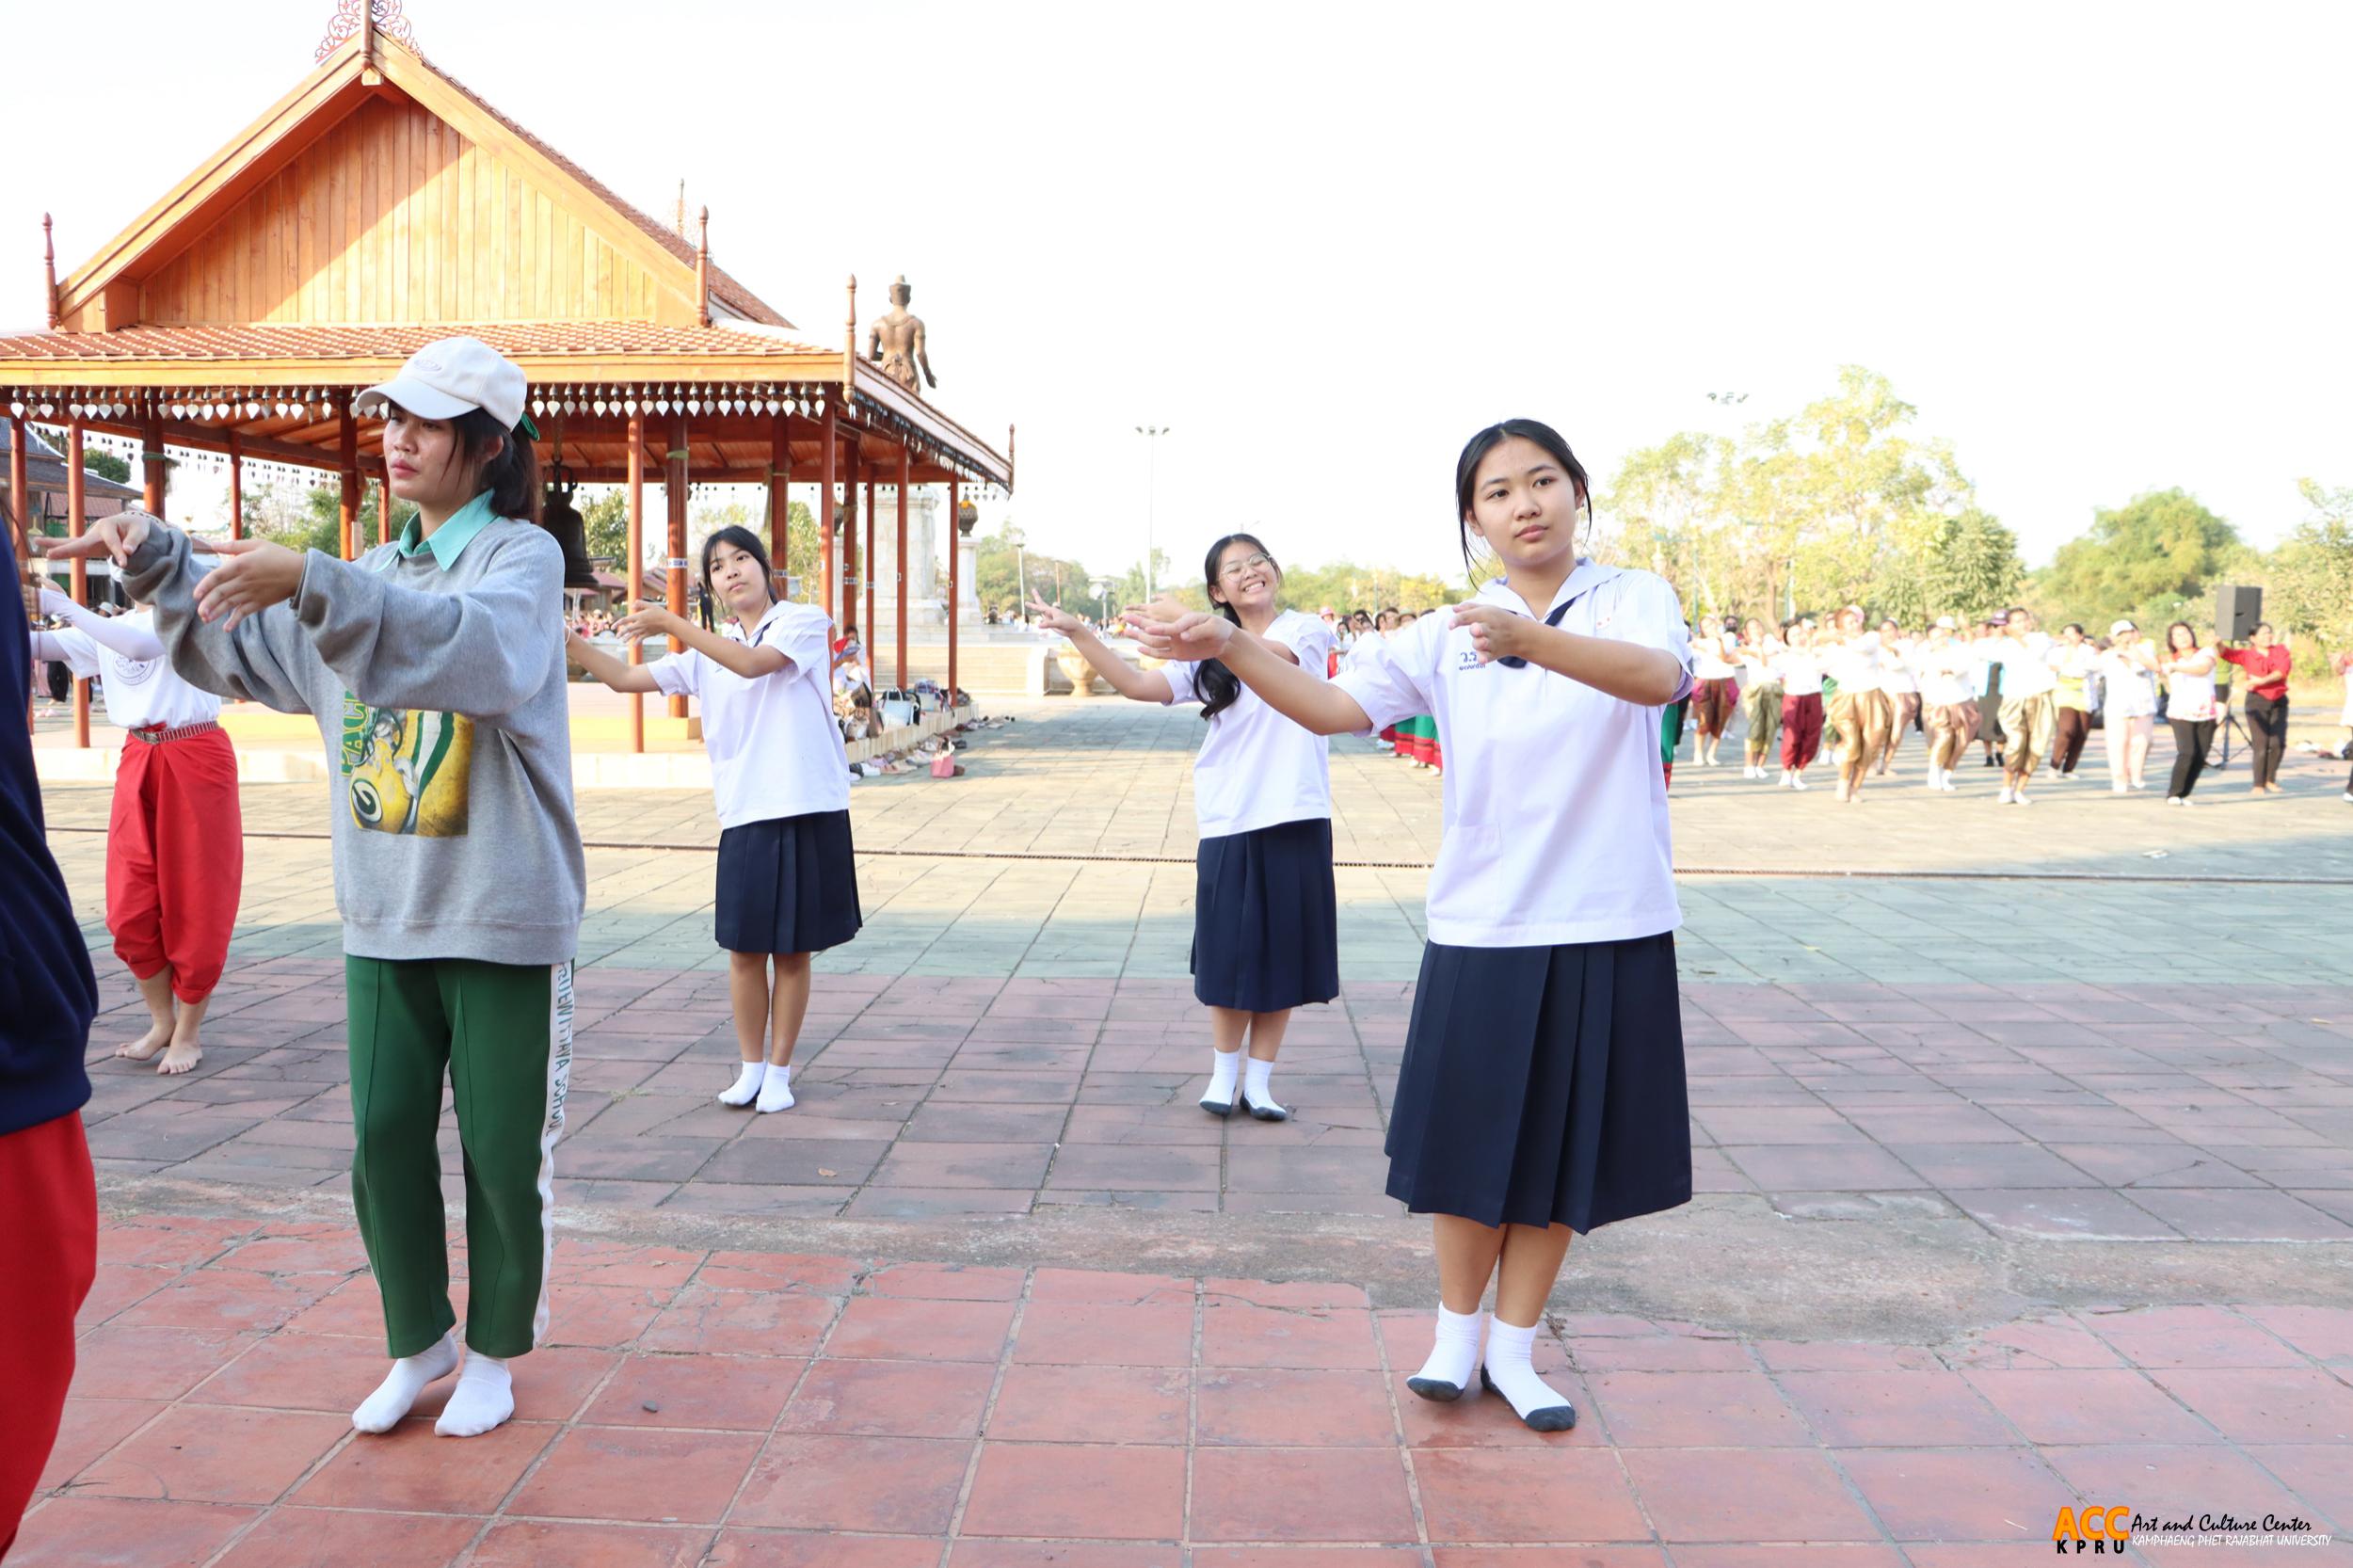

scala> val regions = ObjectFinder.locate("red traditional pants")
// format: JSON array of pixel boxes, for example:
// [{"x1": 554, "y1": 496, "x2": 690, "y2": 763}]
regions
[
  {"x1": 108, "y1": 728, "x2": 242, "y2": 1003},
  {"x1": 1779, "y1": 693, "x2": 1825, "y2": 769},
  {"x1": 0, "y1": 1112, "x2": 97, "y2": 1554}
]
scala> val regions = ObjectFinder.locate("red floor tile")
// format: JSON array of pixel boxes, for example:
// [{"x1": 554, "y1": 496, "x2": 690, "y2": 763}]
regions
[
  {"x1": 1565, "y1": 1333, "x2": 1755, "y2": 1374},
  {"x1": 950, "y1": 1544, "x2": 1179, "y2": 1568},
  {"x1": 2152, "y1": 1368, "x2": 2353, "y2": 1444},
  {"x1": 1663, "y1": 1551, "x2": 1901, "y2": 1568},
  {"x1": 188, "y1": 1329, "x2": 385, "y2": 1413},
  {"x1": 1961, "y1": 1368, "x2": 2218, "y2": 1445},
  {"x1": 962, "y1": 1441, "x2": 1187, "y2": 1540},
  {"x1": 542, "y1": 1282, "x2": 681, "y2": 1350},
  {"x1": 1396, "y1": 1374, "x2": 1604, "y2": 1449},
  {"x1": 1202, "y1": 1298, "x2": 1381, "y2": 1369},
  {"x1": 1774, "y1": 1369, "x2": 2014, "y2": 1447},
  {"x1": 2240, "y1": 1305, "x2": 2353, "y2": 1365},
  {"x1": 71, "y1": 1402, "x2": 349, "y2": 1506},
  {"x1": 70, "y1": 1324, "x2": 257, "y2": 1401},
  {"x1": 779, "y1": 1356, "x2": 996, "y2": 1438},
  {"x1": 1943, "y1": 1315, "x2": 2126, "y2": 1369},
  {"x1": 105, "y1": 1270, "x2": 335, "y2": 1335},
  {"x1": 2241, "y1": 1444, "x2": 2353, "y2": 1531},
  {"x1": 34, "y1": 1397, "x2": 162, "y2": 1489},
  {"x1": 209, "y1": 1505, "x2": 478, "y2": 1568},
  {"x1": 865, "y1": 1261, "x2": 1027, "y2": 1300},
  {"x1": 583, "y1": 1352, "x2": 804, "y2": 1431},
  {"x1": 1588, "y1": 1370, "x2": 1812, "y2": 1448},
  {"x1": 1196, "y1": 1368, "x2": 1399, "y2": 1447},
  {"x1": 75, "y1": 1263, "x2": 178, "y2": 1328},
  {"x1": 1190, "y1": 1447, "x2": 1417, "y2": 1543},
  {"x1": 1029, "y1": 1267, "x2": 1194, "y2": 1303},
  {"x1": 707, "y1": 1532, "x2": 940, "y2": 1568},
  {"x1": 1196, "y1": 1551, "x2": 1424, "y2": 1567},
  {"x1": 277, "y1": 1276, "x2": 389, "y2": 1339},
  {"x1": 506, "y1": 1345, "x2": 628, "y2": 1423},
  {"x1": 729, "y1": 1434, "x2": 971, "y2": 1533},
  {"x1": 1621, "y1": 1448, "x2": 1880, "y2": 1543},
  {"x1": 691, "y1": 1251, "x2": 862, "y2": 1294},
  {"x1": 825, "y1": 1295, "x2": 1017, "y2": 1362},
  {"x1": 471, "y1": 1520, "x2": 715, "y2": 1567},
  {"x1": 637, "y1": 1287, "x2": 841, "y2": 1357},
  {"x1": 509, "y1": 1424, "x2": 762, "y2": 1524},
  {"x1": 2086, "y1": 1304, "x2": 2306, "y2": 1368},
  {"x1": 1834, "y1": 1446, "x2": 2073, "y2": 1541},
  {"x1": 2041, "y1": 1442, "x2": 2322, "y2": 1528},
  {"x1": 1415, "y1": 1447, "x2": 1652, "y2": 1543},
  {"x1": 985, "y1": 1362, "x2": 1190, "y2": 1444},
  {"x1": 1013, "y1": 1299, "x2": 1196, "y2": 1366},
  {"x1": 5, "y1": 1496, "x2": 259, "y2": 1568},
  {"x1": 95, "y1": 1215, "x2": 258, "y2": 1270},
  {"x1": 549, "y1": 1239, "x2": 711, "y2": 1288},
  {"x1": 292, "y1": 1417, "x2": 556, "y2": 1513},
  {"x1": 1431, "y1": 1552, "x2": 1670, "y2": 1568}
]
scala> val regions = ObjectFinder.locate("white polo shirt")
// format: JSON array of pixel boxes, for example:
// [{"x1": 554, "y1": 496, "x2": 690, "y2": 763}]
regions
[
  {"x1": 33, "y1": 606, "x2": 221, "y2": 731},
  {"x1": 1331, "y1": 561, "x2": 1692, "y2": 949},
  {"x1": 1164, "y1": 609, "x2": 1334, "y2": 840},
  {"x1": 1991, "y1": 632, "x2": 2058, "y2": 699},
  {"x1": 1771, "y1": 648, "x2": 1825, "y2": 696},
  {"x1": 649, "y1": 600, "x2": 849, "y2": 828}
]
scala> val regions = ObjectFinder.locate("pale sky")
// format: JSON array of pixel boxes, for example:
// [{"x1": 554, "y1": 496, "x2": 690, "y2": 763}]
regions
[{"x1": 8, "y1": 1, "x2": 2348, "y2": 584}]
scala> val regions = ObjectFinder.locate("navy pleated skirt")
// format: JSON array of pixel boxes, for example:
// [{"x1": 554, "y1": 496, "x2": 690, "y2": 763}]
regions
[
  {"x1": 713, "y1": 809, "x2": 864, "y2": 955},
  {"x1": 1190, "y1": 816, "x2": 1340, "y2": 1013},
  {"x1": 1385, "y1": 932, "x2": 1690, "y2": 1232}
]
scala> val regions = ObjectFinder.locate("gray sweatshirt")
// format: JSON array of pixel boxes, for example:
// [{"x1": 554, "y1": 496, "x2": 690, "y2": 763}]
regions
[{"x1": 125, "y1": 514, "x2": 585, "y2": 966}]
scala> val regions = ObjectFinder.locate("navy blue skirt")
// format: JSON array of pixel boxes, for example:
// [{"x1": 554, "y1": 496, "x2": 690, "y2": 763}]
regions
[
  {"x1": 713, "y1": 809, "x2": 863, "y2": 955},
  {"x1": 1190, "y1": 816, "x2": 1340, "y2": 1013},
  {"x1": 1385, "y1": 932, "x2": 1690, "y2": 1232}
]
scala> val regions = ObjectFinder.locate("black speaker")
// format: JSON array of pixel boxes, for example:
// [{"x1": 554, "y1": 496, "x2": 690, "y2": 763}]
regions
[{"x1": 2214, "y1": 584, "x2": 2262, "y2": 641}]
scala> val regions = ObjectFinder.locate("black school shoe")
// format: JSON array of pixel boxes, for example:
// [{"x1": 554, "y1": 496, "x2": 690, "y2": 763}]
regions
[{"x1": 1480, "y1": 1365, "x2": 1578, "y2": 1432}]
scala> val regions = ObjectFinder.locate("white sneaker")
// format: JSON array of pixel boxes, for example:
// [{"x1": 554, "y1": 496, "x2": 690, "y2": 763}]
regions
[
  {"x1": 2113, "y1": 781, "x2": 2128, "y2": 794},
  {"x1": 1940, "y1": 776, "x2": 1959, "y2": 792},
  {"x1": 1789, "y1": 775, "x2": 1809, "y2": 792},
  {"x1": 2343, "y1": 792, "x2": 2353, "y2": 803},
  {"x1": 1998, "y1": 787, "x2": 2014, "y2": 804},
  {"x1": 2013, "y1": 791, "x2": 2031, "y2": 806}
]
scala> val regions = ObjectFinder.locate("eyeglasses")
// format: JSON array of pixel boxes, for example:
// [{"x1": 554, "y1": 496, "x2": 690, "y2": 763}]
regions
[{"x1": 1217, "y1": 552, "x2": 1273, "y2": 582}]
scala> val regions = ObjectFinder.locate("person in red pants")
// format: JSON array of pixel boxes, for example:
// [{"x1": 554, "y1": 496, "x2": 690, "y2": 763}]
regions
[
  {"x1": 29, "y1": 584, "x2": 241, "y2": 1074},
  {"x1": 3, "y1": 556, "x2": 102, "y2": 1555}
]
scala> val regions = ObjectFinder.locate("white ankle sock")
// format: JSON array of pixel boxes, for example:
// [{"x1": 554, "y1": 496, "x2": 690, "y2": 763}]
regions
[
  {"x1": 1241, "y1": 1057, "x2": 1288, "y2": 1120},
  {"x1": 1407, "y1": 1305, "x2": 1484, "y2": 1400},
  {"x1": 754, "y1": 1064, "x2": 794, "y2": 1113},
  {"x1": 1482, "y1": 1318, "x2": 1577, "y2": 1432},
  {"x1": 352, "y1": 1330, "x2": 458, "y2": 1432},
  {"x1": 434, "y1": 1351, "x2": 515, "y2": 1437},
  {"x1": 1202, "y1": 1050, "x2": 1241, "y2": 1110},
  {"x1": 719, "y1": 1062, "x2": 766, "y2": 1106}
]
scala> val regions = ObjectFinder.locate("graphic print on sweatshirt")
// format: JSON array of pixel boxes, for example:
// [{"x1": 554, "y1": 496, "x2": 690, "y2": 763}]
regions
[{"x1": 341, "y1": 696, "x2": 473, "y2": 837}]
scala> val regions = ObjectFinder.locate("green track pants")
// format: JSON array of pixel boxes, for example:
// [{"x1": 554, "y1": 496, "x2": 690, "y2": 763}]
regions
[{"x1": 346, "y1": 955, "x2": 574, "y2": 1359}]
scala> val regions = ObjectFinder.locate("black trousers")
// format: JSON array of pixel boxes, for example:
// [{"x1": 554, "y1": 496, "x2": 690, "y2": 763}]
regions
[
  {"x1": 2054, "y1": 707, "x2": 2091, "y2": 774},
  {"x1": 2245, "y1": 694, "x2": 2288, "y2": 789},
  {"x1": 2168, "y1": 718, "x2": 2216, "y2": 799}
]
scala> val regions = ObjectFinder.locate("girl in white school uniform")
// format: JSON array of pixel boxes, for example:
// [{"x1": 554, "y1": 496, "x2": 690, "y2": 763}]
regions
[
  {"x1": 1128, "y1": 420, "x2": 1693, "y2": 1432},
  {"x1": 1034, "y1": 534, "x2": 1337, "y2": 1119},
  {"x1": 568, "y1": 526, "x2": 860, "y2": 1113}
]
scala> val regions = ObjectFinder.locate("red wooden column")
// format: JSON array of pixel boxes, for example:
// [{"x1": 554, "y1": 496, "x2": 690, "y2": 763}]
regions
[
  {"x1": 666, "y1": 413, "x2": 690, "y2": 720},
  {"x1": 66, "y1": 417, "x2": 90, "y2": 746},
  {"x1": 626, "y1": 409, "x2": 646, "y2": 753},
  {"x1": 768, "y1": 410, "x2": 790, "y2": 600},
  {"x1": 894, "y1": 445, "x2": 910, "y2": 689},
  {"x1": 9, "y1": 411, "x2": 29, "y2": 733},
  {"x1": 862, "y1": 472, "x2": 876, "y2": 666},
  {"x1": 227, "y1": 432, "x2": 245, "y2": 539},
  {"x1": 946, "y1": 478, "x2": 961, "y2": 705},
  {"x1": 140, "y1": 414, "x2": 166, "y2": 520},
  {"x1": 338, "y1": 397, "x2": 359, "y2": 559},
  {"x1": 819, "y1": 403, "x2": 838, "y2": 626}
]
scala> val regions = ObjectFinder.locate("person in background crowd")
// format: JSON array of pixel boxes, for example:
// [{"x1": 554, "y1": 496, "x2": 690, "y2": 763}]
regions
[
  {"x1": 1770, "y1": 619, "x2": 1825, "y2": 791},
  {"x1": 2049, "y1": 623, "x2": 2099, "y2": 779},
  {"x1": 2220, "y1": 622, "x2": 2292, "y2": 794},
  {"x1": 1876, "y1": 617, "x2": 1919, "y2": 776},
  {"x1": 2334, "y1": 647, "x2": 2353, "y2": 801},
  {"x1": 2099, "y1": 620, "x2": 2159, "y2": 793},
  {"x1": 1818, "y1": 605, "x2": 1891, "y2": 804},
  {"x1": 1688, "y1": 614, "x2": 1739, "y2": 767},
  {"x1": 1972, "y1": 617, "x2": 2008, "y2": 768},
  {"x1": 1913, "y1": 617, "x2": 1973, "y2": 792},
  {"x1": 1735, "y1": 616, "x2": 1782, "y2": 778},
  {"x1": 2159, "y1": 620, "x2": 2219, "y2": 805}
]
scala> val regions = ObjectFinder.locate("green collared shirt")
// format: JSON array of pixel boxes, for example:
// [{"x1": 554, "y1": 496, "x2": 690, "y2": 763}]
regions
[{"x1": 388, "y1": 491, "x2": 499, "y2": 571}]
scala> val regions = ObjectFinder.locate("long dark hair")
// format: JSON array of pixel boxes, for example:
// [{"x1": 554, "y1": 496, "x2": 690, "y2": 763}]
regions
[
  {"x1": 2166, "y1": 620, "x2": 2200, "y2": 652},
  {"x1": 697, "y1": 524, "x2": 776, "y2": 632},
  {"x1": 454, "y1": 408, "x2": 541, "y2": 524},
  {"x1": 1195, "y1": 531, "x2": 1277, "y2": 723},
  {"x1": 1453, "y1": 418, "x2": 1590, "y2": 575}
]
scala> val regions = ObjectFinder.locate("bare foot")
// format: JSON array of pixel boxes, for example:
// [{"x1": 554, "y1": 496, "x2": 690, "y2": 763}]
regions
[
  {"x1": 115, "y1": 1020, "x2": 172, "y2": 1063},
  {"x1": 156, "y1": 1039, "x2": 203, "y2": 1076}
]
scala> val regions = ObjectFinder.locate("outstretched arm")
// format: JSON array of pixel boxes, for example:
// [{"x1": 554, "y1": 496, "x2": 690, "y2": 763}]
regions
[
  {"x1": 567, "y1": 629, "x2": 662, "y2": 693},
  {"x1": 1126, "y1": 604, "x2": 1369, "y2": 735},
  {"x1": 617, "y1": 606, "x2": 787, "y2": 681},
  {"x1": 38, "y1": 589, "x2": 165, "y2": 660},
  {"x1": 1031, "y1": 599, "x2": 1172, "y2": 702}
]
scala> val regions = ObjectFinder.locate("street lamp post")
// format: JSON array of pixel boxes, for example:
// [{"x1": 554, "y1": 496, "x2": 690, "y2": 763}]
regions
[{"x1": 1134, "y1": 424, "x2": 1170, "y2": 600}]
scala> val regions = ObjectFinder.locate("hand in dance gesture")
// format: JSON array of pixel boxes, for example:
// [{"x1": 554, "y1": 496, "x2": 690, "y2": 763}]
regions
[
  {"x1": 615, "y1": 603, "x2": 688, "y2": 645},
  {"x1": 191, "y1": 537, "x2": 306, "y2": 630},
  {"x1": 1450, "y1": 601, "x2": 1539, "y2": 665},
  {"x1": 1027, "y1": 597, "x2": 1086, "y2": 636},
  {"x1": 33, "y1": 505, "x2": 160, "y2": 567},
  {"x1": 1123, "y1": 598, "x2": 1231, "y2": 660}
]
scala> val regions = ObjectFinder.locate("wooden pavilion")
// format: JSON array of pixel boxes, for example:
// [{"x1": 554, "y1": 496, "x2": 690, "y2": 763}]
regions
[{"x1": 2, "y1": 1, "x2": 1010, "y2": 748}]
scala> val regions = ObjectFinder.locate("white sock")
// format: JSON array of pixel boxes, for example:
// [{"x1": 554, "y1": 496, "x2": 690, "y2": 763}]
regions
[
  {"x1": 719, "y1": 1062, "x2": 766, "y2": 1107},
  {"x1": 755, "y1": 1064, "x2": 795, "y2": 1113},
  {"x1": 434, "y1": 1352, "x2": 514, "y2": 1438},
  {"x1": 1241, "y1": 1056, "x2": 1288, "y2": 1120},
  {"x1": 1407, "y1": 1305, "x2": 1484, "y2": 1400},
  {"x1": 352, "y1": 1330, "x2": 458, "y2": 1432},
  {"x1": 1202, "y1": 1049, "x2": 1241, "y2": 1110},
  {"x1": 1482, "y1": 1318, "x2": 1577, "y2": 1432}
]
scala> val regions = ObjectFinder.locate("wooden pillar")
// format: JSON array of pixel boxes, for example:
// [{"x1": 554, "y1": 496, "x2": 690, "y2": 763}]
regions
[
  {"x1": 66, "y1": 417, "x2": 89, "y2": 746},
  {"x1": 227, "y1": 432, "x2": 244, "y2": 540},
  {"x1": 839, "y1": 456, "x2": 858, "y2": 641},
  {"x1": 947, "y1": 478, "x2": 960, "y2": 706},
  {"x1": 626, "y1": 409, "x2": 645, "y2": 753},
  {"x1": 768, "y1": 411, "x2": 789, "y2": 600},
  {"x1": 894, "y1": 446, "x2": 910, "y2": 690},
  {"x1": 666, "y1": 413, "x2": 690, "y2": 720},
  {"x1": 862, "y1": 472, "x2": 876, "y2": 668},
  {"x1": 10, "y1": 410, "x2": 29, "y2": 732},
  {"x1": 140, "y1": 414, "x2": 166, "y2": 520},
  {"x1": 819, "y1": 402, "x2": 837, "y2": 626},
  {"x1": 339, "y1": 397, "x2": 360, "y2": 558}
]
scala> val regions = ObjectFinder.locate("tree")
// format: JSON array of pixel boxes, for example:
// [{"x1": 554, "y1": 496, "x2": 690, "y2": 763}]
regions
[
  {"x1": 241, "y1": 478, "x2": 389, "y2": 556},
  {"x1": 82, "y1": 448, "x2": 132, "y2": 485},
  {"x1": 1904, "y1": 509, "x2": 2025, "y2": 627},
  {"x1": 2032, "y1": 488, "x2": 2238, "y2": 631},
  {"x1": 2249, "y1": 479, "x2": 2353, "y2": 650}
]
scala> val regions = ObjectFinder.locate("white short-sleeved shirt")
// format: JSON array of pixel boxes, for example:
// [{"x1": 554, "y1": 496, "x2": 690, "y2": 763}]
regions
[
  {"x1": 1330, "y1": 561, "x2": 1691, "y2": 948},
  {"x1": 1821, "y1": 632, "x2": 1883, "y2": 693},
  {"x1": 1692, "y1": 636, "x2": 1738, "y2": 680},
  {"x1": 650, "y1": 600, "x2": 850, "y2": 828},
  {"x1": 1912, "y1": 643, "x2": 1973, "y2": 706},
  {"x1": 1771, "y1": 648, "x2": 1825, "y2": 696},
  {"x1": 1164, "y1": 608, "x2": 1334, "y2": 840},
  {"x1": 1881, "y1": 638, "x2": 1919, "y2": 694},
  {"x1": 2099, "y1": 649, "x2": 2157, "y2": 718},
  {"x1": 1991, "y1": 632, "x2": 2059, "y2": 698},
  {"x1": 36, "y1": 610, "x2": 221, "y2": 730},
  {"x1": 2162, "y1": 654, "x2": 2218, "y2": 722}
]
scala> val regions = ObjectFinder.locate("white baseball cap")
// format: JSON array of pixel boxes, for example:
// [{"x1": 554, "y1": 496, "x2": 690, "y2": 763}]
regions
[
  {"x1": 2110, "y1": 618, "x2": 2136, "y2": 635},
  {"x1": 1934, "y1": 616, "x2": 1957, "y2": 630},
  {"x1": 356, "y1": 336, "x2": 537, "y2": 436}
]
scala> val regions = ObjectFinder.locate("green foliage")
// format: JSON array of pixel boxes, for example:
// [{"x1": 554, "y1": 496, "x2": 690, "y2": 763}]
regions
[
  {"x1": 2031, "y1": 488, "x2": 2238, "y2": 631},
  {"x1": 81, "y1": 448, "x2": 132, "y2": 485},
  {"x1": 1909, "y1": 509, "x2": 2025, "y2": 626},
  {"x1": 2244, "y1": 479, "x2": 2353, "y2": 654},
  {"x1": 241, "y1": 478, "x2": 390, "y2": 556}
]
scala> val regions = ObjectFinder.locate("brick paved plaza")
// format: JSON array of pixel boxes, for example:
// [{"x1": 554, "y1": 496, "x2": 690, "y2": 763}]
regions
[{"x1": 20, "y1": 701, "x2": 2353, "y2": 1566}]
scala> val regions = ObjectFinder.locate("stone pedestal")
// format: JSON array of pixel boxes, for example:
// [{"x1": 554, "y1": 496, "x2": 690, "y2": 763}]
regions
[
  {"x1": 957, "y1": 532, "x2": 981, "y2": 620},
  {"x1": 871, "y1": 486, "x2": 947, "y2": 631}
]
